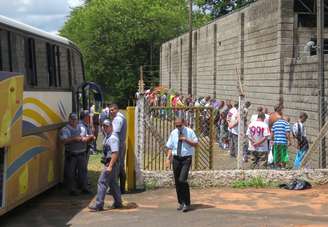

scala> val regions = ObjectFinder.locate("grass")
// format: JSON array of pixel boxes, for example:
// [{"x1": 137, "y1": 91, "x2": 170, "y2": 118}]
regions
[
  {"x1": 231, "y1": 177, "x2": 276, "y2": 189},
  {"x1": 88, "y1": 152, "x2": 103, "y2": 191}
]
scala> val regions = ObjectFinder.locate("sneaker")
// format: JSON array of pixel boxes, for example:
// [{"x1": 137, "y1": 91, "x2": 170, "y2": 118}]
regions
[{"x1": 88, "y1": 205, "x2": 104, "y2": 212}]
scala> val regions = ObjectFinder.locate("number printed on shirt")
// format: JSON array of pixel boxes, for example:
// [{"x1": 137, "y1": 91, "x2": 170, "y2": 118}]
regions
[{"x1": 250, "y1": 126, "x2": 264, "y2": 136}]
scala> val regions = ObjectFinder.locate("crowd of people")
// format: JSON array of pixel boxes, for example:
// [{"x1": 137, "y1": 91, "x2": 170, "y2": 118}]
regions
[{"x1": 143, "y1": 88, "x2": 309, "y2": 170}]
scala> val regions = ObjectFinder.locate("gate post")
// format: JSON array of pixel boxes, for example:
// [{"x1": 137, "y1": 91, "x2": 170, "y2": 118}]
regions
[
  {"x1": 209, "y1": 108, "x2": 214, "y2": 169},
  {"x1": 237, "y1": 95, "x2": 245, "y2": 169},
  {"x1": 195, "y1": 109, "x2": 200, "y2": 169},
  {"x1": 126, "y1": 106, "x2": 136, "y2": 191},
  {"x1": 135, "y1": 94, "x2": 145, "y2": 189}
]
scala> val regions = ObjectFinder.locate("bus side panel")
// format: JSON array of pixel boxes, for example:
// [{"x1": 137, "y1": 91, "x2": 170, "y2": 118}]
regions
[
  {"x1": 3, "y1": 91, "x2": 72, "y2": 215},
  {"x1": 0, "y1": 74, "x2": 24, "y2": 215}
]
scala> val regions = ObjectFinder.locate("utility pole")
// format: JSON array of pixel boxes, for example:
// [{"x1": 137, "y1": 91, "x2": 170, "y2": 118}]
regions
[
  {"x1": 317, "y1": 0, "x2": 326, "y2": 168},
  {"x1": 188, "y1": 0, "x2": 193, "y2": 95}
]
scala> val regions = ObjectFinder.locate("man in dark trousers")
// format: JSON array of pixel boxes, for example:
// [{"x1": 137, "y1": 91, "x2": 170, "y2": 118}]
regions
[
  {"x1": 109, "y1": 104, "x2": 127, "y2": 194},
  {"x1": 165, "y1": 118, "x2": 198, "y2": 212},
  {"x1": 60, "y1": 113, "x2": 90, "y2": 195}
]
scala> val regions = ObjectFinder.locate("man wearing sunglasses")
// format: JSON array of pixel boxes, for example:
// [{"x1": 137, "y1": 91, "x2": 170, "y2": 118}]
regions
[{"x1": 165, "y1": 118, "x2": 198, "y2": 212}]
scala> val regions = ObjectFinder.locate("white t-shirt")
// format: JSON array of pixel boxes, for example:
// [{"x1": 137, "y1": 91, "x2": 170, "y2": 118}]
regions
[
  {"x1": 227, "y1": 107, "x2": 238, "y2": 134},
  {"x1": 250, "y1": 114, "x2": 270, "y2": 126},
  {"x1": 246, "y1": 120, "x2": 271, "y2": 152}
]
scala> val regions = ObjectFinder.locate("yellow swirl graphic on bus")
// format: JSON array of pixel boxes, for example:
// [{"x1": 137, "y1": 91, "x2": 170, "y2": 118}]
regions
[{"x1": 23, "y1": 97, "x2": 62, "y2": 124}]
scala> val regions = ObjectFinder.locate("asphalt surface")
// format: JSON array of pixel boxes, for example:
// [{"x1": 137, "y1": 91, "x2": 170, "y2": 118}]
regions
[{"x1": 2, "y1": 185, "x2": 328, "y2": 227}]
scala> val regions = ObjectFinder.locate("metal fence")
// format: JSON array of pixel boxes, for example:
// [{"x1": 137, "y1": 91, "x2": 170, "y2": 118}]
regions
[{"x1": 141, "y1": 104, "x2": 215, "y2": 170}]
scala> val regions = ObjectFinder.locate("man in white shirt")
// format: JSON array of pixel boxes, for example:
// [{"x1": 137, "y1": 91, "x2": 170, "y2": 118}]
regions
[
  {"x1": 165, "y1": 118, "x2": 198, "y2": 212},
  {"x1": 110, "y1": 104, "x2": 127, "y2": 194},
  {"x1": 250, "y1": 106, "x2": 270, "y2": 126},
  {"x1": 246, "y1": 113, "x2": 271, "y2": 169},
  {"x1": 227, "y1": 102, "x2": 238, "y2": 157}
]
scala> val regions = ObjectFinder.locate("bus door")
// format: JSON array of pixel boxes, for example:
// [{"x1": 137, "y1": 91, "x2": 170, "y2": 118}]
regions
[{"x1": 75, "y1": 81, "x2": 103, "y2": 119}]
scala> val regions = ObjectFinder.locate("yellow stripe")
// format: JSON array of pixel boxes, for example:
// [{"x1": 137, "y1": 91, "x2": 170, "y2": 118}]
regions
[
  {"x1": 23, "y1": 109, "x2": 48, "y2": 126},
  {"x1": 23, "y1": 97, "x2": 62, "y2": 123}
]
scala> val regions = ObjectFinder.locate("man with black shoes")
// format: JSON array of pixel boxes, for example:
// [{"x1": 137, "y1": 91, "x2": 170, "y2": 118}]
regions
[
  {"x1": 165, "y1": 118, "x2": 198, "y2": 212},
  {"x1": 88, "y1": 119, "x2": 122, "y2": 212},
  {"x1": 60, "y1": 113, "x2": 90, "y2": 196}
]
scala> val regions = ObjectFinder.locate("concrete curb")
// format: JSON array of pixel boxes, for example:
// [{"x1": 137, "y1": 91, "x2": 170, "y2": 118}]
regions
[{"x1": 142, "y1": 169, "x2": 328, "y2": 188}]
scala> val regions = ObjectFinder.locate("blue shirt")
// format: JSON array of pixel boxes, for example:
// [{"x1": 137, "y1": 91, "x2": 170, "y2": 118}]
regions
[
  {"x1": 272, "y1": 119, "x2": 290, "y2": 144},
  {"x1": 60, "y1": 124, "x2": 85, "y2": 154},
  {"x1": 166, "y1": 127, "x2": 198, "y2": 157}
]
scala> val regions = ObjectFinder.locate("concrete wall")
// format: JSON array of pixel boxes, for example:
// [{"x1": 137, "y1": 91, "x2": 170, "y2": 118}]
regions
[
  {"x1": 161, "y1": 0, "x2": 282, "y2": 102},
  {"x1": 160, "y1": 0, "x2": 328, "y2": 141}
]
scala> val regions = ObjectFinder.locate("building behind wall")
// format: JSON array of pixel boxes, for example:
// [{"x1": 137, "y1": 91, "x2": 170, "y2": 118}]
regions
[{"x1": 160, "y1": 0, "x2": 328, "y2": 167}]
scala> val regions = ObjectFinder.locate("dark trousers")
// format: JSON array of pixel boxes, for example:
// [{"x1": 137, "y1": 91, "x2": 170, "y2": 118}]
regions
[
  {"x1": 66, "y1": 152, "x2": 88, "y2": 192},
  {"x1": 173, "y1": 155, "x2": 192, "y2": 206},
  {"x1": 119, "y1": 145, "x2": 126, "y2": 193}
]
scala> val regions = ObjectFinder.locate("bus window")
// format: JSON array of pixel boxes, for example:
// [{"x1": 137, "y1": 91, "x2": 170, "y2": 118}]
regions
[
  {"x1": 25, "y1": 38, "x2": 37, "y2": 86},
  {"x1": 0, "y1": 32, "x2": 2, "y2": 71},
  {"x1": 55, "y1": 46, "x2": 61, "y2": 87},
  {"x1": 47, "y1": 43, "x2": 62, "y2": 87},
  {"x1": 47, "y1": 43, "x2": 56, "y2": 87},
  {"x1": 0, "y1": 148, "x2": 4, "y2": 208},
  {"x1": 71, "y1": 51, "x2": 77, "y2": 85},
  {"x1": 7, "y1": 31, "x2": 13, "y2": 72},
  {"x1": 67, "y1": 49, "x2": 72, "y2": 88}
]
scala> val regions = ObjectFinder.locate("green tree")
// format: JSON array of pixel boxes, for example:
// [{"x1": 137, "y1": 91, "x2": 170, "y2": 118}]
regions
[
  {"x1": 61, "y1": 0, "x2": 210, "y2": 107},
  {"x1": 194, "y1": 0, "x2": 256, "y2": 19}
]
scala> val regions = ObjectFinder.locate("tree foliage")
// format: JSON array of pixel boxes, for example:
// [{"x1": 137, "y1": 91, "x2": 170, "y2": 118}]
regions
[
  {"x1": 194, "y1": 0, "x2": 256, "y2": 19},
  {"x1": 61, "y1": 0, "x2": 210, "y2": 107}
]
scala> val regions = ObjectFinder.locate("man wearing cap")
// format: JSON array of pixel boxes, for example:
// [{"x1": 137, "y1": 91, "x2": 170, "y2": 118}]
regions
[
  {"x1": 88, "y1": 119, "x2": 122, "y2": 211},
  {"x1": 109, "y1": 104, "x2": 127, "y2": 194},
  {"x1": 78, "y1": 110, "x2": 96, "y2": 188},
  {"x1": 165, "y1": 118, "x2": 198, "y2": 212},
  {"x1": 60, "y1": 113, "x2": 90, "y2": 195}
]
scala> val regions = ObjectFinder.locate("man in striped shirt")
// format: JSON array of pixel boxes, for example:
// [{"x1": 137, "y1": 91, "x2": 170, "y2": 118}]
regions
[{"x1": 271, "y1": 116, "x2": 291, "y2": 168}]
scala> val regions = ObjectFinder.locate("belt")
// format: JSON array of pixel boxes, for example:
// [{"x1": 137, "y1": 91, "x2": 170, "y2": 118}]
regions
[
  {"x1": 173, "y1": 155, "x2": 192, "y2": 159},
  {"x1": 71, "y1": 152, "x2": 85, "y2": 157}
]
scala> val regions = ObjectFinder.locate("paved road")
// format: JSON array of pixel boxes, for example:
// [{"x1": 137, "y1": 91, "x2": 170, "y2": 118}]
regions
[{"x1": 2, "y1": 185, "x2": 328, "y2": 227}]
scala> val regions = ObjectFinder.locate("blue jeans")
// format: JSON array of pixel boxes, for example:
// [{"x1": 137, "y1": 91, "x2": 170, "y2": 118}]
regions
[{"x1": 294, "y1": 148, "x2": 307, "y2": 169}]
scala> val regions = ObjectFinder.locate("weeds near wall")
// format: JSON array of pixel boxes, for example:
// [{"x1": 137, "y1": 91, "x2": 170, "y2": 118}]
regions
[{"x1": 232, "y1": 177, "x2": 276, "y2": 189}]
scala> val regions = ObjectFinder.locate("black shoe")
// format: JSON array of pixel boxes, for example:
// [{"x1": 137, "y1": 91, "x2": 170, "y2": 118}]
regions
[
  {"x1": 109, "y1": 203, "x2": 123, "y2": 209},
  {"x1": 88, "y1": 205, "x2": 104, "y2": 212},
  {"x1": 81, "y1": 189, "x2": 92, "y2": 195},
  {"x1": 177, "y1": 204, "x2": 183, "y2": 211},
  {"x1": 182, "y1": 204, "x2": 191, "y2": 212},
  {"x1": 69, "y1": 190, "x2": 79, "y2": 196}
]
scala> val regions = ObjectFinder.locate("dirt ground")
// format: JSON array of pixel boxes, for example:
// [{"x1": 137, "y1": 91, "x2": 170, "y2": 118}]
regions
[{"x1": 2, "y1": 185, "x2": 328, "y2": 227}]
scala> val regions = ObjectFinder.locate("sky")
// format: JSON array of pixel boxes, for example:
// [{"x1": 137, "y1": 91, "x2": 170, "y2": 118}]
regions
[{"x1": 0, "y1": 0, "x2": 84, "y2": 34}]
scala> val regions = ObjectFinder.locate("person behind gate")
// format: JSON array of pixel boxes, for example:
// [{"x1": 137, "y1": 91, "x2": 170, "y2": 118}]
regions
[
  {"x1": 165, "y1": 118, "x2": 198, "y2": 213},
  {"x1": 88, "y1": 119, "x2": 122, "y2": 211}
]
